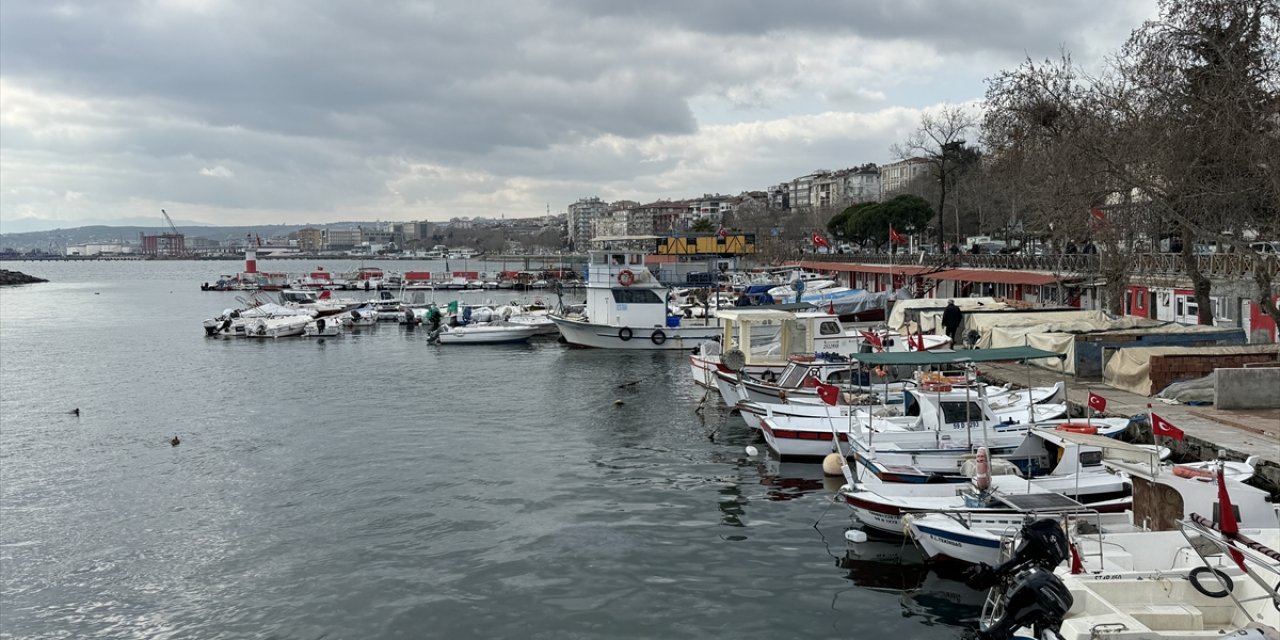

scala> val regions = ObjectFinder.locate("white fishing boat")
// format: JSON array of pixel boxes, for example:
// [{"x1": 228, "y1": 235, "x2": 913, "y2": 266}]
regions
[
  {"x1": 972, "y1": 454, "x2": 1279, "y2": 640},
  {"x1": 841, "y1": 439, "x2": 1135, "y2": 540},
  {"x1": 432, "y1": 322, "x2": 539, "y2": 345},
  {"x1": 907, "y1": 439, "x2": 1266, "y2": 569},
  {"x1": 549, "y1": 246, "x2": 722, "y2": 350}
]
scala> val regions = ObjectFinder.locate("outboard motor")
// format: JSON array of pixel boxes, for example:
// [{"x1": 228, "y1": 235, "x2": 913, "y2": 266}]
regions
[{"x1": 968, "y1": 519, "x2": 1073, "y2": 640}]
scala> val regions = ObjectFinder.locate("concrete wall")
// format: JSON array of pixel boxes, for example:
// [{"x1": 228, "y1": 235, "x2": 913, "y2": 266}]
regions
[
  {"x1": 1075, "y1": 328, "x2": 1245, "y2": 379},
  {"x1": 1216, "y1": 367, "x2": 1280, "y2": 409}
]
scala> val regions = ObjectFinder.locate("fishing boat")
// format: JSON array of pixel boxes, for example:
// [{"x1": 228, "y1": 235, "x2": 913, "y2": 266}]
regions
[
  {"x1": 907, "y1": 438, "x2": 1266, "y2": 568},
  {"x1": 971, "y1": 455, "x2": 1278, "y2": 640},
  {"x1": 549, "y1": 247, "x2": 722, "y2": 350},
  {"x1": 841, "y1": 436, "x2": 1136, "y2": 541},
  {"x1": 302, "y1": 317, "x2": 342, "y2": 337}
]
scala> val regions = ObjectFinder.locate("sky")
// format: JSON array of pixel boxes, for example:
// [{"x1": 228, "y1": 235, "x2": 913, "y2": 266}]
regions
[{"x1": 0, "y1": 0, "x2": 1158, "y2": 231}]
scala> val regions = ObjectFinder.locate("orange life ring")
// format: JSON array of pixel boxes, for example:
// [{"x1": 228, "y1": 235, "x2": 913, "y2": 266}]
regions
[
  {"x1": 617, "y1": 270, "x2": 636, "y2": 287},
  {"x1": 1172, "y1": 465, "x2": 1215, "y2": 479},
  {"x1": 1055, "y1": 423, "x2": 1098, "y2": 435}
]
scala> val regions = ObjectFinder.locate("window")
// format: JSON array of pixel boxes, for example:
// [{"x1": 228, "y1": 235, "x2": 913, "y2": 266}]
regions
[
  {"x1": 939, "y1": 401, "x2": 986, "y2": 424},
  {"x1": 611, "y1": 288, "x2": 663, "y2": 304},
  {"x1": 818, "y1": 321, "x2": 842, "y2": 336}
]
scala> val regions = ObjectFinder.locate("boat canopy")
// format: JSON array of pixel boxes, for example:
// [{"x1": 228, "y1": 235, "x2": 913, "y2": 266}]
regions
[
  {"x1": 1032, "y1": 428, "x2": 1159, "y2": 465},
  {"x1": 852, "y1": 346, "x2": 1065, "y2": 366}
]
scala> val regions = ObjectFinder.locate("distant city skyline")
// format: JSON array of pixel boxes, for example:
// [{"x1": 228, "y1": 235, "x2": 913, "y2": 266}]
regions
[{"x1": 1, "y1": 1, "x2": 1157, "y2": 232}]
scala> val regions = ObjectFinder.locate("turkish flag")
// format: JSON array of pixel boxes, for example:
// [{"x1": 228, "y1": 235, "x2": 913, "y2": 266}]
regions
[
  {"x1": 1087, "y1": 392, "x2": 1107, "y2": 412},
  {"x1": 1151, "y1": 413, "x2": 1185, "y2": 441},
  {"x1": 816, "y1": 382, "x2": 840, "y2": 406},
  {"x1": 1090, "y1": 207, "x2": 1106, "y2": 226},
  {"x1": 889, "y1": 225, "x2": 905, "y2": 245},
  {"x1": 859, "y1": 330, "x2": 883, "y2": 351},
  {"x1": 811, "y1": 232, "x2": 829, "y2": 248},
  {"x1": 1216, "y1": 466, "x2": 1248, "y2": 571}
]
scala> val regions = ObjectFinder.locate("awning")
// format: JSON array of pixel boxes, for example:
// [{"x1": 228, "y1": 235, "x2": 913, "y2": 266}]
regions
[
  {"x1": 924, "y1": 269, "x2": 1074, "y2": 286},
  {"x1": 792, "y1": 261, "x2": 936, "y2": 275},
  {"x1": 852, "y1": 346, "x2": 1066, "y2": 366}
]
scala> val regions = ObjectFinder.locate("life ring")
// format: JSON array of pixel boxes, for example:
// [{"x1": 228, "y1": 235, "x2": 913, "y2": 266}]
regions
[
  {"x1": 650, "y1": 330, "x2": 667, "y2": 345},
  {"x1": 922, "y1": 382, "x2": 952, "y2": 392},
  {"x1": 1188, "y1": 567, "x2": 1233, "y2": 598},
  {"x1": 1055, "y1": 423, "x2": 1098, "y2": 435},
  {"x1": 761, "y1": 370, "x2": 778, "y2": 383},
  {"x1": 618, "y1": 327, "x2": 633, "y2": 341},
  {"x1": 617, "y1": 270, "x2": 636, "y2": 287},
  {"x1": 1172, "y1": 465, "x2": 1215, "y2": 480}
]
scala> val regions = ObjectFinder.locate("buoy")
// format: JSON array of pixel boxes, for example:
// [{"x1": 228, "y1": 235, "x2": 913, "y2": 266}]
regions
[
  {"x1": 613, "y1": 399, "x2": 624, "y2": 406},
  {"x1": 1172, "y1": 465, "x2": 1215, "y2": 479},
  {"x1": 974, "y1": 447, "x2": 991, "y2": 491},
  {"x1": 844, "y1": 529, "x2": 868, "y2": 543},
  {"x1": 744, "y1": 445, "x2": 759, "y2": 457},
  {"x1": 822, "y1": 453, "x2": 845, "y2": 476},
  {"x1": 70, "y1": 408, "x2": 80, "y2": 416},
  {"x1": 170, "y1": 436, "x2": 181, "y2": 447},
  {"x1": 1055, "y1": 423, "x2": 1098, "y2": 435}
]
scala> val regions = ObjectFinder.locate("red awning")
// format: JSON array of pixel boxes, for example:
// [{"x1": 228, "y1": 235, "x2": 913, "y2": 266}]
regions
[
  {"x1": 924, "y1": 269, "x2": 1071, "y2": 286},
  {"x1": 792, "y1": 261, "x2": 935, "y2": 276}
]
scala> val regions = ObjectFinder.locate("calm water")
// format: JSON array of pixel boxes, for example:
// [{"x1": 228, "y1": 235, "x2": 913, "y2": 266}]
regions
[{"x1": 0, "y1": 260, "x2": 982, "y2": 639}]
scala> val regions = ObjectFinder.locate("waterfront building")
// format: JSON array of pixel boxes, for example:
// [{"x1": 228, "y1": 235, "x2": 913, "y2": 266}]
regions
[
  {"x1": 880, "y1": 157, "x2": 931, "y2": 195},
  {"x1": 567, "y1": 196, "x2": 608, "y2": 250}
]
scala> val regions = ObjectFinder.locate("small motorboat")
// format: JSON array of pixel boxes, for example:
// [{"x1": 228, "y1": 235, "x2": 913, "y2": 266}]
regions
[{"x1": 431, "y1": 323, "x2": 539, "y2": 345}]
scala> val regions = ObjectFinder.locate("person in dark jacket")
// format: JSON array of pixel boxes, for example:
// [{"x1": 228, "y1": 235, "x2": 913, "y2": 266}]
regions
[{"x1": 941, "y1": 300, "x2": 963, "y2": 345}]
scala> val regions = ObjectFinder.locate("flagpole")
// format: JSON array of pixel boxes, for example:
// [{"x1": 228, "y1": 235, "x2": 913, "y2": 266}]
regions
[
  {"x1": 1086, "y1": 384, "x2": 1093, "y2": 430},
  {"x1": 1147, "y1": 403, "x2": 1159, "y2": 476}
]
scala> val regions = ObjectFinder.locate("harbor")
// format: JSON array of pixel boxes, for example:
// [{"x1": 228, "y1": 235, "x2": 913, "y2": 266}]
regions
[{"x1": 3, "y1": 249, "x2": 1279, "y2": 639}]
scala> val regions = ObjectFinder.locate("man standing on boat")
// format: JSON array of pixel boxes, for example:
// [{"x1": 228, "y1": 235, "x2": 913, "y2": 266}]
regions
[{"x1": 942, "y1": 300, "x2": 963, "y2": 346}]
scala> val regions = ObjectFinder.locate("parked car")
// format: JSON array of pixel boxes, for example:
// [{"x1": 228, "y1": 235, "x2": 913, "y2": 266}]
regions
[{"x1": 1251, "y1": 241, "x2": 1279, "y2": 255}]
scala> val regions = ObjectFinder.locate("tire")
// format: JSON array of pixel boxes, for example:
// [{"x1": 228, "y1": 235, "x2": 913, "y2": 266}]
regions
[
  {"x1": 1188, "y1": 566, "x2": 1233, "y2": 598},
  {"x1": 651, "y1": 330, "x2": 667, "y2": 345},
  {"x1": 618, "y1": 327, "x2": 633, "y2": 341}
]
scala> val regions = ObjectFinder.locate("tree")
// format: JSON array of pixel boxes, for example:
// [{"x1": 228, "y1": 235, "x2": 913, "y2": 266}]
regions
[
  {"x1": 983, "y1": 0, "x2": 1280, "y2": 323},
  {"x1": 892, "y1": 106, "x2": 980, "y2": 251},
  {"x1": 689, "y1": 217, "x2": 716, "y2": 233},
  {"x1": 835, "y1": 195, "x2": 934, "y2": 250}
]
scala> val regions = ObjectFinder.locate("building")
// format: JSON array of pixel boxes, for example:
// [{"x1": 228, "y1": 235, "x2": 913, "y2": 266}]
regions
[
  {"x1": 65, "y1": 243, "x2": 135, "y2": 257},
  {"x1": 880, "y1": 157, "x2": 931, "y2": 195},
  {"x1": 639, "y1": 200, "x2": 690, "y2": 234},
  {"x1": 139, "y1": 232, "x2": 184, "y2": 257},
  {"x1": 324, "y1": 228, "x2": 361, "y2": 251},
  {"x1": 567, "y1": 196, "x2": 608, "y2": 249},
  {"x1": 844, "y1": 165, "x2": 881, "y2": 203},
  {"x1": 297, "y1": 228, "x2": 324, "y2": 252},
  {"x1": 686, "y1": 194, "x2": 733, "y2": 227}
]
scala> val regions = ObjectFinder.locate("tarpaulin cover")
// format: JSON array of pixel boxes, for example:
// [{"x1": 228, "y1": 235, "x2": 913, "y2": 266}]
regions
[
  {"x1": 985, "y1": 315, "x2": 1232, "y2": 374},
  {"x1": 852, "y1": 346, "x2": 1065, "y2": 366},
  {"x1": 887, "y1": 297, "x2": 1005, "y2": 333},
  {"x1": 1102, "y1": 344, "x2": 1280, "y2": 396}
]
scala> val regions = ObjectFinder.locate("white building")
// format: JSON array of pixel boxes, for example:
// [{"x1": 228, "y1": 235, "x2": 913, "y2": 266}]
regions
[
  {"x1": 880, "y1": 157, "x2": 931, "y2": 195},
  {"x1": 65, "y1": 243, "x2": 134, "y2": 256},
  {"x1": 567, "y1": 196, "x2": 608, "y2": 249}
]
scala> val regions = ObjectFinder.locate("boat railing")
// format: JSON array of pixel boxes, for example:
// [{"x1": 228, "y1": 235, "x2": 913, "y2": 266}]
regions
[{"x1": 1178, "y1": 514, "x2": 1280, "y2": 621}]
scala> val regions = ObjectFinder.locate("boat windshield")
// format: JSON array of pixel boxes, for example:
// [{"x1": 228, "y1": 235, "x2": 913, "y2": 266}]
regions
[{"x1": 939, "y1": 401, "x2": 986, "y2": 424}]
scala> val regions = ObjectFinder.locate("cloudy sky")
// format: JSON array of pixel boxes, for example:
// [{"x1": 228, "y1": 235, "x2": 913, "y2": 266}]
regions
[{"x1": 0, "y1": 0, "x2": 1157, "y2": 231}]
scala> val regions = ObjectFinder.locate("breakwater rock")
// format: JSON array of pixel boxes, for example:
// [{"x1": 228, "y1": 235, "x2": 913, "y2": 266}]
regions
[{"x1": 0, "y1": 270, "x2": 48, "y2": 286}]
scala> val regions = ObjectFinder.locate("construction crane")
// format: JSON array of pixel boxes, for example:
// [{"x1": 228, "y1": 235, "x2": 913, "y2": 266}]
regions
[{"x1": 161, "y1": 209, "x2": 180, "y2": 235}]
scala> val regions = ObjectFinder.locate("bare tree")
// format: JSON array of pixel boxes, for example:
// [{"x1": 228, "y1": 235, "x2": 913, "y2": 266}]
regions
[{"x1": 892, "y1": 106, "x2": 980, "y2": 250}]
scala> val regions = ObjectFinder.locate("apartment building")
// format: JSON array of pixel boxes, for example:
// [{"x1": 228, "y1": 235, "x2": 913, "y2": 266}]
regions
[{"x1": 880, "y1": 157, "x2": 931, "y2": 195}]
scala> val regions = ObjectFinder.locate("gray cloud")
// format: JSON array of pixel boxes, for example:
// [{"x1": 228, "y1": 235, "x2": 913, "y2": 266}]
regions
[{"x1": 0, "y1": 0, "x2": 1156, "y2": 227}]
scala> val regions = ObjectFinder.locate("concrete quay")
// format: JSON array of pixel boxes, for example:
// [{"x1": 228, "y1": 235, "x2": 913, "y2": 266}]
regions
[{"x1": 978, "y1": 361, "x2": 1280, "y2": 496}]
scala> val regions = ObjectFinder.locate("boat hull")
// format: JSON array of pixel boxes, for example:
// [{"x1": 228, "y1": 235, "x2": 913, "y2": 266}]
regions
[{"x1": 551, "y1": 316, "x2": 720, "y2": 350}]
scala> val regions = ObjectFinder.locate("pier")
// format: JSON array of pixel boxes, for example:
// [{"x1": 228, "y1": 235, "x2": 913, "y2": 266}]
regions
[{"x1": 980, "y1": 360, "x2": 1280, "y2": 496}]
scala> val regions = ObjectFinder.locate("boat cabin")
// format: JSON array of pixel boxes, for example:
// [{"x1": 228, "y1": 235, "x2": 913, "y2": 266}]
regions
[{"x1": 583, "y1": 250, "x2": 672, "y2": 329}]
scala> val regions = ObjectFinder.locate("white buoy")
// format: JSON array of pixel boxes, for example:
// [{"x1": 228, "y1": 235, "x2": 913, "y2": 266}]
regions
[
  {"x1": 844, "y1": 529, "x2": 868, "y2": 543},
  {"x1": 613, "y1": 399, "x2": 624, "y2": 406},
  {"x1": 822, "y1": 453, "x2": 844, "y2": 477},
  {"x1": 744, "y1": 445, "x2": 759, "y2": 457}
]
